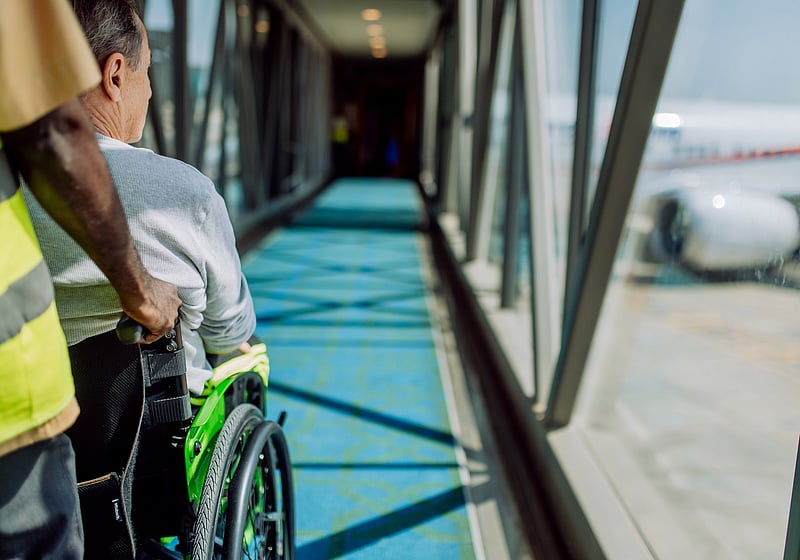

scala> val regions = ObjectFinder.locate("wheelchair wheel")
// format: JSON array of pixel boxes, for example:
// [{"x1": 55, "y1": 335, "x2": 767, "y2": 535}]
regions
[
  {"x1": 191, "y1": 403, "x2": 264, "y2": 559},
  {"x1": 224, "y1": 420, "x2": 294, "y2": 559}
]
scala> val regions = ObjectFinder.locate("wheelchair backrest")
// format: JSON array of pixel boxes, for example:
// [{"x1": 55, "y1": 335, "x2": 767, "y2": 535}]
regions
[{"x1": 67, "y1": 325, "x2": 192, "y2": 559}]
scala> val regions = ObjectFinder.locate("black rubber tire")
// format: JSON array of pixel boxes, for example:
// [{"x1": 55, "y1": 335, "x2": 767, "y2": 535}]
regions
[
  {"x1": 191, "y1": 404, "x2": 264, "y2": 560},
  {"x1": 223, "y1": 421, "x2": 295, "y2": 559}
]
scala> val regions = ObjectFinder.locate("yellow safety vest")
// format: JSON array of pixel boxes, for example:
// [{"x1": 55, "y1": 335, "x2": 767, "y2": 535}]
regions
[{"x1": 0, "y1": 140, "x2": 75, "y2": 447}]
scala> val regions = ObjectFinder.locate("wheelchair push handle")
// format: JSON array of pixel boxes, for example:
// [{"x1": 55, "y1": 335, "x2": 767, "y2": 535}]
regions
[
  {"x1": 116, "y1": 315, "x2": 182, "y2": 348},
  {"x1": 116, "y1": 315, "x2": 145, "y2": 344}
]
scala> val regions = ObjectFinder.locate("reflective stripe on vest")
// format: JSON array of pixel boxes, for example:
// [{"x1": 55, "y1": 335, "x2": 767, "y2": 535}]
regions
[
  {"x1": 0, "y1": 187, "x2": 45, "y2": 292},
  {"x1": 0, "y1": 146, "x2": 74, "y2": 444},
  {"x1": 0, "y1": 259, "x2": 53, "y2": 344}
]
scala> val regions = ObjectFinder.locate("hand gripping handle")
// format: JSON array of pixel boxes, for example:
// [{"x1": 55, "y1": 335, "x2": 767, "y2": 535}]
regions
[{"x1": 115, "y1": 315, "x2": 145, "y2": 345}]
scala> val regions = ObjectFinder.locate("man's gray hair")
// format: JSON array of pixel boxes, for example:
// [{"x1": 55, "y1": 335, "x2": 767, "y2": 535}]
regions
[{"x1": 70, "y1": 0, "x2": 144, "y2": 70}]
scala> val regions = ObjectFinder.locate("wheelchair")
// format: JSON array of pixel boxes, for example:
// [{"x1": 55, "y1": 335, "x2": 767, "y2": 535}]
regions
[{"x1": 66, "y1": 319, "x2": 295, "y2": 559}]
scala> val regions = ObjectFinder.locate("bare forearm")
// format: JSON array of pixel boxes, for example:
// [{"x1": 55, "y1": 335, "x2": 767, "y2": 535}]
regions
[
  {"x1": 4, "y1": 100, "x2": 140, "y2": 283},
  {"x1": 2, "y1": 99, "x2": 180, "y2": 340}
]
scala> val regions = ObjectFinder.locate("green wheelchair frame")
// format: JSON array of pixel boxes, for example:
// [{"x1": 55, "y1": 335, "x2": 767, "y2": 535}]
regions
[
  {"x1": 67, "y1": 322, "x2": 295, "y2": 560},
  {"x1": 186, "y1": 344, "x2": 294, "y2": 559}
]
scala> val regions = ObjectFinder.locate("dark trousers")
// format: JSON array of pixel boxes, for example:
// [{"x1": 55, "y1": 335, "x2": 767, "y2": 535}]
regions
[{"x1": 0, "y1": 434, "x2": 83, "y2": 559}]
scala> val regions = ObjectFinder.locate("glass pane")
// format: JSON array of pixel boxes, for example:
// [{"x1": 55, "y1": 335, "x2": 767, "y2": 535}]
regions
[
  {"x1": 252, "y1": 4, "x2": 272, "y2": 129},
  {"x1": 589, "y1": 0, "x2": 637, "y2": 209},
  {"x1": 222, "y1": 80, "x2": 243, "y2": 218},
  {"x1": 142, "y1": 0, "x2": 175, "y2": 154},
  {"x1": 188, "y1": 0, "x2": 221, "y2": 150},
  {"x1": 253, "y1": 5, "x2": 271, "y2": 51},
  {"x1": 293, "y1": 41, "x2": 309, "y2": 184},
  {"x1": 220, "y1": 0, "x2": 246, "y2": 217},
  {"x1": 197, "y1": 63, "x2": 223, "y2": 183},
  {"x1": 570, "y1": 1, "x2": 800, "y2": 557},
  {"x1": 541, "y1": 0, "x2": 637, "y2": 261},
  {"x1": 541, "y1": 0, "x2": 580, "y2": 263},
  {"x1": 487, "y1": 0, "x2": 516, "y2": 267}
]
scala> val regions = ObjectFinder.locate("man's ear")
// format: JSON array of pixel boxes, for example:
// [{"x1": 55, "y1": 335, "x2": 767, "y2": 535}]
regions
[{"x1": 101, "y1": 53, "x2": 126, "y2": 102}]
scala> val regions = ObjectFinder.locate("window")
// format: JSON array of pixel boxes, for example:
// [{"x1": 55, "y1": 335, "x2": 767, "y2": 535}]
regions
[{"x1": 567, "y1": 1, "x2": 800, "y2": 557}]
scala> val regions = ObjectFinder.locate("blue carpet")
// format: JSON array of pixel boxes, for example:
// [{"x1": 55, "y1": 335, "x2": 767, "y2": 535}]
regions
[{"x1": 241, "y1": 178, "x2": 476, "y2": 559}]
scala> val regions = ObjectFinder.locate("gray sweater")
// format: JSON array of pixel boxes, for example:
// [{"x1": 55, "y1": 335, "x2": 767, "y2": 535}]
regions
[{"x1": 23, "y1": 134, "x2": 256, "y2": 394}]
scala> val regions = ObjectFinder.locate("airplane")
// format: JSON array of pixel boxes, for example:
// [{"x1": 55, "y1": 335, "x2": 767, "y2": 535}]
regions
[{"x1": 547, "y1": 94, "x2": 800, "y2": 280}]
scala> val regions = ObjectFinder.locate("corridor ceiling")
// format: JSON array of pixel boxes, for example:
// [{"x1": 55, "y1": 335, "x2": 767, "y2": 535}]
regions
[{"x1": 296, "y1": 0, "x2": 441, "y2": 58}]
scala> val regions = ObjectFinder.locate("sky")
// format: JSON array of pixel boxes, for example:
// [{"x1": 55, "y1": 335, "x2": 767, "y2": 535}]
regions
[{"x1": 545, "y1": 0, "x2": 800, "y2": 105}]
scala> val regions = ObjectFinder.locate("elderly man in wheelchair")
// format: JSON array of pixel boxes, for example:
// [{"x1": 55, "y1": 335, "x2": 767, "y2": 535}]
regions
[{"x1": 21, "y1": 0, "x2": 294, "y2": 558}]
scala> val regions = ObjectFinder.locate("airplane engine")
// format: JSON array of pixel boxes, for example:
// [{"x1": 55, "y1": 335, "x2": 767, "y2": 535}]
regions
[{"x1": 647, "y1": 187, "x2": 800, "y2": 271}]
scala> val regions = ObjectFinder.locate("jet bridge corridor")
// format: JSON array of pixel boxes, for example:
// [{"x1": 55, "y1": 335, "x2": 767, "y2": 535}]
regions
[{"x1": 43, "y1": 0, "x2": 800, "y2": 557}]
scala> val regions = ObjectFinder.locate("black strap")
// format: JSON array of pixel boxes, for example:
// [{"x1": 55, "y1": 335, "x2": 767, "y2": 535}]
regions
[
  {"x1": 143, "y1": 348, "x2": 186, "y2": 386},
  {"x1": 149, "y1": 394, "x2": 192, "y2": 424}
]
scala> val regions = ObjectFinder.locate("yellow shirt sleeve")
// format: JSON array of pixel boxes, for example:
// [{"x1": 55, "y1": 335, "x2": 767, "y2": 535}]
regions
[{"x1": 0, "y1": 0, "x2": 101, "y2": 131}]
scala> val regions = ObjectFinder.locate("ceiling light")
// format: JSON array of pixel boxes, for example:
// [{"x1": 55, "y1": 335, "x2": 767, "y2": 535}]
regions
[
  {"x1": 237, "y1": 4, "x2": 250, "y2": 18},
  {"x1": 369, "y1": 36, "x2": 385, "y2": 49},
  {"x1": 372, "y1": 47, "x2": 387, "y2": 59},
  {"x1": 366, "y1": 23, "x2": 384, "y2": 36},
  {"x1": 361, "y1": 8, "x2": 381, "y2": 21},
  {"x1": 255, "y1": 19, "x2": 269, "y2": 33}
]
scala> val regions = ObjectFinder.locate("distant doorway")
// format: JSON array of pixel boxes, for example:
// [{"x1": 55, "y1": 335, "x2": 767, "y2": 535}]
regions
[{"x1": 331, "y1": 58, "x2": 422, "y2": 179}]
